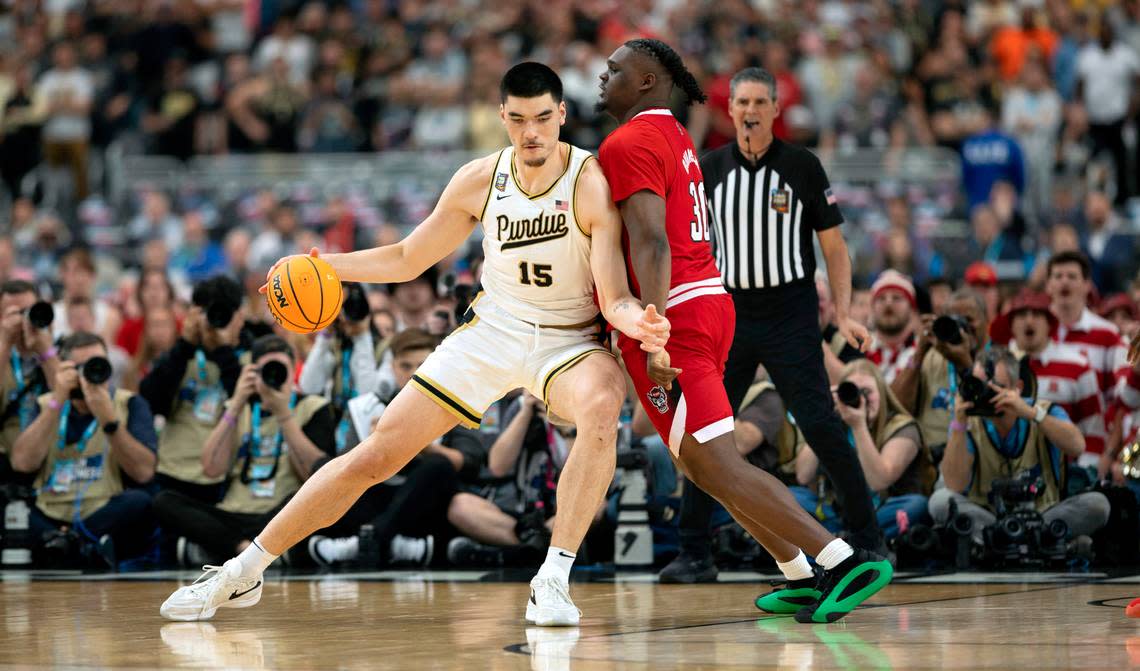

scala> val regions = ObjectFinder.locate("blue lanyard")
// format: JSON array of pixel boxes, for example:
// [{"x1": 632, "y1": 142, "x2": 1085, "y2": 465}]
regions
[
  {"x1": 947, "y1": 362, "x2": 957, "y2": 412},
  {"x1": 242, "y1": 393, "x2": 297, "y2": 483},
  {"x1": 58, "y1": 401, "x2": 100, "y2": 454},
  {"x1": 186, "y1": 349, "x2": 209, "y2": 393},
  {"x1": 11, "y1": 350, "x2": 23, "y2": 394},
  {"x1": 339, "y1": 348, "x2": 354, "y2": 402}
]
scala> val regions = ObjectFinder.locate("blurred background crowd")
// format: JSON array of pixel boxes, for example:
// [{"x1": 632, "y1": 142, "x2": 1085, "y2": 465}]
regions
[{"x1": 2, "y1": 0, "x2": 1140, "y2": 572}]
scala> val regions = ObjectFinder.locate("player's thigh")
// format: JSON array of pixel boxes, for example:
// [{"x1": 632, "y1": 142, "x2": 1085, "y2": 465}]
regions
[
  {"x1": 544, "y1": 350, "x2": 625, "y2": 430},
  {"x1": 344, "y1": 384, "x2": 462, "y2": 480}
]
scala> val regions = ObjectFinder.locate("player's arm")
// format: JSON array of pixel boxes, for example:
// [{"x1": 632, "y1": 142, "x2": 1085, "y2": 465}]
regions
[
  {"x1": 261, "y1": 155, "x2": 491, "y2": 288},
  {"x1": 619, "y1": 190, "x2": 671, "y2": 318},
  {"x1": 580, "y1": 161, "x2": 669, "y2": 353}
]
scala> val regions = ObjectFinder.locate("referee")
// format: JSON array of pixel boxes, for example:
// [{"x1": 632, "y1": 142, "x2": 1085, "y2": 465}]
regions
[{"x1": 660, "y1": 67, "x2": 883, "y2": 583}]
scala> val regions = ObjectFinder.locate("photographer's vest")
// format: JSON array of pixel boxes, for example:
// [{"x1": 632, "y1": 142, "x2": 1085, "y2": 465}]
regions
[
  {"x1": 217, "y1": 395, "x2": 327, "y2": 515},
  {"x1": 806, "y1": 413, "x2": 934, "y2": 506},
  {"x1": 740, "y1": 381, "x2": 801, "y2": 484},
  {"x1": 966, "y1": 401, "x2": 1064, "y2": 513},
  {"x1": 916, "y1": 349, "x2": 954, "y2": 449},
  {"x1": 327, "y1": 335, "x2": 390, "y2": 453},
  {"x1": 156, "y1": 351, "x2": 232, "y2": 485},
  {"x1": 34, "y1": 390, "x2": 134, "y2": 521},
  {"x1": 0, "y1": 351, "x2": 44, "y2": 458}
]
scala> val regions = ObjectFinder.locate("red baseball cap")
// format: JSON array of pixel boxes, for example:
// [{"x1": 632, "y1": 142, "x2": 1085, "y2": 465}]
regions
[
  {"x1": 988, "y1": 291, "x2": 1057, "y2": 345},
  {"x1": 964, "y1": 261, "x2": 998, "y2": 288},
  {"x1": 1098, "y1": 293, "x2": 1140, "y2": 321}
]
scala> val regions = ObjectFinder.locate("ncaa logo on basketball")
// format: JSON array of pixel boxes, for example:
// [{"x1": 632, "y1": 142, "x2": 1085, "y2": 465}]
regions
[
  {"x1": 272, "y1": 274, "x2": 289, "y2": 309},
  {"x1": 647, "y1": 386, "x2": 669, "y2": 414},
  {"x1": 770, "y1": 189, "x2": 790, "y2": 214},
  {"x1": 494, "y1": 172, "x2": 509, "y2": 192}
]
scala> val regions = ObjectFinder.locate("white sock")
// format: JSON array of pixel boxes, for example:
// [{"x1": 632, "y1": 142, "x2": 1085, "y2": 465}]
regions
[
  {"x1": 536, "y1": 546, "x2": 576, "y2": 584},
  {"x1": 815, "y1": 539, "x2": 854, "y2": 570},
  {"x1": 235, "y1": 538, "x2": 278, "y2": 577},
  {"x1": 776, "y1": 550, "x2": 815, "y2": 581}
]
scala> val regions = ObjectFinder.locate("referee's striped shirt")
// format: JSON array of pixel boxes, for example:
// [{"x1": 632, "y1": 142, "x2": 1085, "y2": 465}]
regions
[{"x1": 699, "y1": 138, "x2": 843, "y2": 291}]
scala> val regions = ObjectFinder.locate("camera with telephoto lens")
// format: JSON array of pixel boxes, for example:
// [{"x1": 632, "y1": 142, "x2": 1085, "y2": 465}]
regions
[
  {"x1": 24, "y1": 301, "x2": 54, "y2": 329},
  {"x1": 206, "y1": 301, "x2": 236, "y2": 329},
  {"x1": 70, "y1": 356, "x2": 113, "y2": 400},
  {"x1": 932, "y1": 314, "x2": 971, "y2": 345},
  {"x1": 836, "y1": 381, "x2": 865, "y2": 408},
  {"x1": 959, "y1": 374, "x2": 999, "y2": 417},
  {"x1": 341, "y1": 283, "x2": 370, "y2": 322},
  {"x1": 982, "y1": 470, "x2": 1068, "y2": 567},
  {"x1": 258, "y1": 360, "x2": 288, "y2": 389}
]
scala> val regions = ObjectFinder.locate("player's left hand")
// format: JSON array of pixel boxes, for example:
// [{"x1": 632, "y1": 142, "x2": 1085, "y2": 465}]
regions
[
  {"x1": 647, "y1": 349, "x2": 681, "y2": 390},
  {"x1": 838, "y1": 317, "x2": 870, "y2": 353},
  {"x1": 633, "y1": 304, "x2": 670, "y2": 353}
]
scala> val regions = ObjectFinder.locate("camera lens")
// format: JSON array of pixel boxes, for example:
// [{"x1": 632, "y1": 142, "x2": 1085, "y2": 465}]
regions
[
  {"x1": 341, "y1": 283, "x2": 370, "y2": 322},
  {"x1": 259, "y1": 360, "x2": 288, "y2": 389},
  {"x1": 836, "y1": 381, "x2": 863, "y2": 408},
  {"x1": 81, "y1": 356, "x2": 112, "y2": 385},
  {"x1": 27, "y1": 301, "x2": 54, "y2": 329},
  {"x1": 959, "y1": 375, "x2": 986, "y2": 403},
  {"x1": 932, "y1": 315, "x2": 963, "y2": 345},
  {"x1": 206, "y1": 302, "x2": 236, "y2": 329}
]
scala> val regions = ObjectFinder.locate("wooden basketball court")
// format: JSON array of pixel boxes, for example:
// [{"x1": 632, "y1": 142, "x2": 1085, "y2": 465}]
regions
[{"x1": 2, "y1": 569, "x2": 1138, "y2": 669}]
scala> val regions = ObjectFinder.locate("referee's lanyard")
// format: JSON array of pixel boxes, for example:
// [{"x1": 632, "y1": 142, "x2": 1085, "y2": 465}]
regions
[
  {"x1": 241, "y1": 393, "x2": 297, "y2": 484},
  {"x1": 335, "y1": 348, "x2": 355, "y2": 453}
]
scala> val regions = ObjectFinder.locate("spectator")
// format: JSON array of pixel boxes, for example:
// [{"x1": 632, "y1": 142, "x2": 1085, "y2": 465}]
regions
[
  {"x1": 1082, "y1": 191, "x2": 1137, "y2": 295},
  {"x1": 892, "y1": 288, "x2": 989, "y2": 460},
  {"x1": 1076, "y1": 21, "x2": 1139, "y2": 204},
  {"x1": 797, "y1": 26, "x2": 863, "y2": 133},
  {"x1": 10, "y1": 332, "x2": 158, "y2": 566},
  {"x1": 867, "y1": 271, "x2": 918, "y2": 384},
  {"x1": 140, "y1": 276, "x2": 244, "y2": 503},
  {"x1": 115, "y1": 269, "x2": 176, "y2": 357},
  {"x1": 819, "y1": 64, "x2": 904, "y2": 152},
  {"x1": 1046, "y1": 251, "x2": 1128, "y2": 402},
  {"x1": 252, "y1": 13, "x2": 315, "y2": 88},
  {"x1": 249, "y1": 204, "x2": 301, "y2": 272},
  {"x1": 403, "y1": 24, "x2": 469, "y2": 150},
  {"x1": 126, "y1": 190, "x2": 183, "y2": 250},
  {"x1": 961, "y1": 105, "x2": 1026, "y2": 212},
  {"x1": 929, "y1": 347, "x2": 1109, "y2": 545},
  {"x1": 297, "y1": 67, "x2": 362, "y2": 153},
  {"x1": 170, "y1": 211, "x2": 226, "y2": 284},
  {"x1": 120, "y1": 305, "x2": 178, "y2": 392},
  {"x1": 989, "y1": 4, "x2": 1059, "y2": 82},
  {"x1": 225, "y1": 57, "x2": 307, "y2": 153},
  {"x1": 388, "y1": 267, "x2": 438, "y2": 331},
  {"x1": 36, "y1": 41, "x2": 94, "y2": 201},
  {"x1": 0, "y1": 279, "x2": 59, "y2": 484},
  {"x1": 153, "y1": 334, "x2": 336, "y2": 565},
  {"x1": 793, "y1": 359, "x2": 934, "y2": 539},
  {"x1": 141, "y1": 55, "x2": 201, "y2": 162},
  {"x1": 1098, "y1": 294, "x2": 1140, "y2": 343},
  {"x1": 1001, "y1": 58, "x2": 1061, "y2": 222},
  {"x1": 52, "y1": 247, "x2": 119, "y2": 344},
  {"x1": 0, "y1": 62, "x2": 42, "y2": 200},
  {"x1": 992, "y1": 292, "x2": 1105, "y2": 463}
]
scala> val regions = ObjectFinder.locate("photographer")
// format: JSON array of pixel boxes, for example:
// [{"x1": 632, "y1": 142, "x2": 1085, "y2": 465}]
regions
[
  {"x1": 298, "y1": 282, "x2": 382, "y2": 454},
  {"x1": 1, "y1": 280, "x2": 59, "y2": 483},
  {"x1": 10, "y1": 332, "x2": 158, "y2": 564},
  {"x1": 140, "y1": 276, "x2": 245, "y2": 503},
  {"x1": 892, "y1": 289, "x2": 989, "y2": 461},
  {"x1": 793, "y1": 360, "x2": 934, "y2": 539},
  {"x1": 929, "y1": 348, "x2": 1109, "y2": 543},
  {"x1": 153, "y1": 335, "x2": 336, "y2": 565}
]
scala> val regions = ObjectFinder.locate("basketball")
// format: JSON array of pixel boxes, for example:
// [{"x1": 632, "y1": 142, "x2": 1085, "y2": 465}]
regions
[{"x1": 265, "y1": 255, "x2": 343, "y2": 334}]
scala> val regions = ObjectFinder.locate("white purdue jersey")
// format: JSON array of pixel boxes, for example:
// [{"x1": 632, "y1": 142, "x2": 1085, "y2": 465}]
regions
[{"x1": 477, "y1": 143, "x2": 597, "y2": 326}]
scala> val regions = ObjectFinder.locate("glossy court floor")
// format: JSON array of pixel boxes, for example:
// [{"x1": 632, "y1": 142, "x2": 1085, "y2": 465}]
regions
[{"x1": 3, "y1": 568, "x2": 1140, "y2": 669}]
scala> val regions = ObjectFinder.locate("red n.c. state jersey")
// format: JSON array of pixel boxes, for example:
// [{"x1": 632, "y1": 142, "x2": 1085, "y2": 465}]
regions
[{"x1": 598, "y1": 108, "x2": 722, "y2": 309}]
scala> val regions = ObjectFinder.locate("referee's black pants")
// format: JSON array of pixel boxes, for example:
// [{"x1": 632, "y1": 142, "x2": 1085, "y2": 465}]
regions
[{"x1": 677, "y1": 280, "x2": 883, "y2": 556}]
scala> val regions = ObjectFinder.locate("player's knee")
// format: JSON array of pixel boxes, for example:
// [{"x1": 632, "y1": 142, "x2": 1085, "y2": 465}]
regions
[
  {"x1": 574, "y1": 386, "x2": 622, "y2": 437},
  {"x1": 343, "y1": 443, "x2": 395, "y2": 485}
]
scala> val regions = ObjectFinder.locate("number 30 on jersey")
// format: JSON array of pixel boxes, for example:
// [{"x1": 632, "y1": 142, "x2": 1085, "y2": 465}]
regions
[{"x1": 689, "y1": 180, "x2": 710, "y2": 242}]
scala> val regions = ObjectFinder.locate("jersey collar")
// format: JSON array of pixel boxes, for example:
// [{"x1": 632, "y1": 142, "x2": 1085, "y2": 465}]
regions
[{"x1": 632, "y1": 108, "x2": 673, "y2": 119}]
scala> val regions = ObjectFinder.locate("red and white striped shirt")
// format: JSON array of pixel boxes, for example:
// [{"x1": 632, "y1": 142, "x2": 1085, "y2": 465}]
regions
[
  {"x1": 1054, "y1": 308, "x2": 1128, "y2": 404},
  {"x1": 1026, "y1": 342, "x2": 1105, "y2": 456},
  {"x1": 866, "y1": 332, "x2": 916, "y2": 384}
]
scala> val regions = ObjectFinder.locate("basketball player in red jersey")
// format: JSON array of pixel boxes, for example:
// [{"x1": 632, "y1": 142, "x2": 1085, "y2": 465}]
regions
[{"x1": 597, "y1": 39, "x2": 892, "y2": 623}]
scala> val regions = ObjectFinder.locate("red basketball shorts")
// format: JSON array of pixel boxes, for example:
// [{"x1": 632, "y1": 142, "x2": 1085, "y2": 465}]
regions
[{"x1": 620, "y1": 291, "x2": 736, "y2": 455}]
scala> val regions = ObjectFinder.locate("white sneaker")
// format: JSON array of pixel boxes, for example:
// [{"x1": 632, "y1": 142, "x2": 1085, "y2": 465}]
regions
[
  {"x1": 526, "y1": 576, "x2": 581, "y2": 626},
  {"x1": 525, "y1": 626, "x2": 580, "y2": 671},
  {"x1": 389, "y1": 534, "x2": 433, "y2": 567},
  {"x1": 160, "y1": 559, "x2": 263, "y2": 621},
  {"x1": 308, "y1": 535, "x2": 359, "y2": 567}
]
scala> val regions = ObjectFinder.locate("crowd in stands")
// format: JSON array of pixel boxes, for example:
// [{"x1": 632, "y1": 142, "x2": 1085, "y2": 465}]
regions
[{"x1": 2, "y1": 0, "x2": 1140, "y2": 571}]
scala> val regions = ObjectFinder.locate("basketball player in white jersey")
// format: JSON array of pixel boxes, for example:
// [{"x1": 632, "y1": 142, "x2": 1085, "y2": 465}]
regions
[{"x1": 160, "y1": 63, "x2": 669, "y2": 626}]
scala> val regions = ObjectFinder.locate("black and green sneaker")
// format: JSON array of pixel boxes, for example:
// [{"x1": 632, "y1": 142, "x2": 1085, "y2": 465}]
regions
[
  {"x1": 793, "y1": 549, "x2": 892, "y2": 624},
  {"x1": 754, "y1": 576, "x2": 821, "y2": 614}
]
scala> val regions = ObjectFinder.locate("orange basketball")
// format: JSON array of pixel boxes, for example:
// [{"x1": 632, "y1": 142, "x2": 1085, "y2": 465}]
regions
[{"x1": 265, "y1": 255, "x2": 343, "y2": 334}]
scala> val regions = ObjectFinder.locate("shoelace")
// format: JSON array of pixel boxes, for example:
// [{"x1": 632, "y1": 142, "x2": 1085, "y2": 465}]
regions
[
  {"x1": 185, "y1": 565, "x2": 224, "y2": 598},
  {"x1": 533, "y1": 579, "x2": 582, "y2": 616}
]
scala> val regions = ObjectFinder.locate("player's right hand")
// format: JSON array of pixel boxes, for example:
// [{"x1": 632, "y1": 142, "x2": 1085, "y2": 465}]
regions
[
  {"x1": 647, "y1": 349, "x2": 681, "y2": 390},
  {"x1": 259, "y1": 247, "x2": 321, "y2": 295},
  {"x1": 634, "y1": 304, "x2": 671, "y2": 353}
]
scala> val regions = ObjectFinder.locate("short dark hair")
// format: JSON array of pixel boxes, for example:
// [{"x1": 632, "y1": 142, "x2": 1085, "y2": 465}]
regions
[
  {"x1": 59, "y1": 331, "x2": 106, "y2": 359},
  {"x1": 191, "y1": 275, "x2": 243, "y2": 311},
  {"x1": 500, "y1": 62, "x2": 563, "y2": 103},
  {"x1": 948, "y1": 287, "x2": 986, "y2": 320},
  {"x1": 389, "y1": 328, "x2": 438, "y2": 358},
  {"x1": 250, "y1": 334, "x2": 293, "y2": 362},
  {"x1": 730, "y1": 67, "x2": 777, "y2": 101},
  {"x1": 0, "y1": 279, "x2": 37, "y2": 297},
  {"x1": 60, "y1": 247, "x2": 95, "y2": 274},
  {"x1": 1046, "y1": 250, "x2": 1091, "y2": 280}
]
